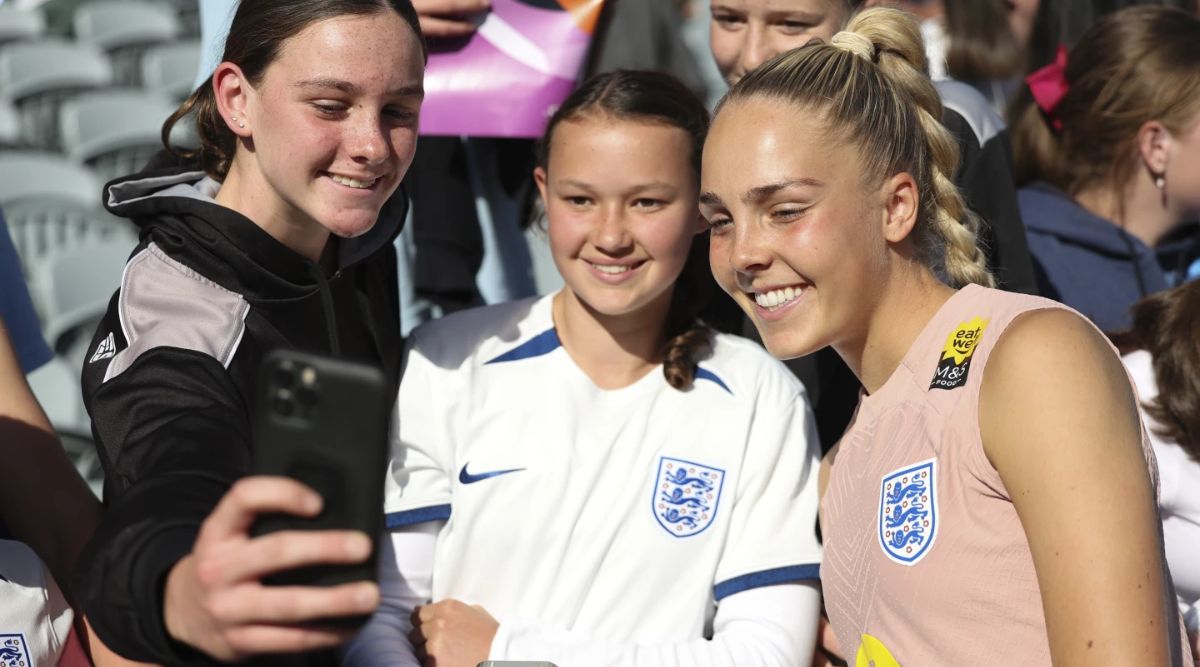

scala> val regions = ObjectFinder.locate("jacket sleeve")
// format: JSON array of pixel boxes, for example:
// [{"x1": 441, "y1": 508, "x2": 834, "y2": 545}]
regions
[
  {"x1": 75, "y1": 346, "x2": 253, "y2": 664},
  {"x1": 74, "y1": 243, "x2": 257, "y2": 665}
]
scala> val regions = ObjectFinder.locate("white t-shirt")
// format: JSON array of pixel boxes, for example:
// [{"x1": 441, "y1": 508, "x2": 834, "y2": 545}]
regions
[
  {"x1": 1124, "y1": 350, "x2": 1200, "y2": 621},
  {"x1": 0, "y1": 539, "x2": 73, "y2": 667},
  {"x1": 385, "y1": 293, "x2": 822, "y2": 642}
]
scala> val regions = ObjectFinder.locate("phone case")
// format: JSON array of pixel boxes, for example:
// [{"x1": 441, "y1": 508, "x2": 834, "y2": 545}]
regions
[{"x1": 251, "y1": 349, "x2": 391, "y2": 592}]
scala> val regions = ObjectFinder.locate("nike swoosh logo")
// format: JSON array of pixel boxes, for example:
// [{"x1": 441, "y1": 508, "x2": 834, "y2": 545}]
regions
[{"x1": 459, "y1": 463, "x2": 526, "y2": 485}]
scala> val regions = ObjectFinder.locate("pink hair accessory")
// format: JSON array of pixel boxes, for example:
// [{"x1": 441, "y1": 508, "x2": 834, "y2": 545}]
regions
[{"x1": 1026, "y1": 45, "x2": 1070, "y2": 131}]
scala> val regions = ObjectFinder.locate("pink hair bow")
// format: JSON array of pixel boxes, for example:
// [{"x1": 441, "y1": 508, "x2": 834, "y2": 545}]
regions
[{"x1": 1026, "y1": 45, "x2": 1069, "y2": 131}]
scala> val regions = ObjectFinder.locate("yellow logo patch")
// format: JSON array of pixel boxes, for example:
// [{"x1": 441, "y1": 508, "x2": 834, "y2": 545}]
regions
[
  {"x1": 940, "y1": 316, "x2": 989, "y2": 365},
  {"x1": 929, "y1": 316, "x2": 989, "y2": 391}
]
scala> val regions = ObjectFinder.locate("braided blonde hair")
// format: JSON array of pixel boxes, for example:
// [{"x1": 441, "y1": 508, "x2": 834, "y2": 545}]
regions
[{"x1": 720, "y1": 7, "x2": 994, "y2": 288}]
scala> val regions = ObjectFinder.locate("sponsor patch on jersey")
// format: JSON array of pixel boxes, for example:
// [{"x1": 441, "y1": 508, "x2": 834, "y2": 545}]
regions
[
  {"x1": 928, "y1": 316, "x2": 989, "y2": 391},
  {"x1": 652, "y1": 457, "x2": 725, "y2": 538},
  {"x1": 0, "y1": 633, "x2": 31, "y2": 667},
  {"x1": 878, "y1": 458, "x2": 938, "y2": 565},
  {"x1": 90, "y1": 331, "x2": 117, "y2": 363}
]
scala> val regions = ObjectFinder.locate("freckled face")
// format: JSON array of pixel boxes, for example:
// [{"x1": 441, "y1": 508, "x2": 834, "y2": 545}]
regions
[
  {"x1": 536, "y1": 117, "x2": 703, "y2": 322},
  {"x1": 702, "y1": 99, "x2": 889, "y2": 359},
  {"x1": 709, "y1": 0, "x2": 848, "y2": 85},
  {"x1": 239, "y1": 11, "x2": 424, "y2": 242}
]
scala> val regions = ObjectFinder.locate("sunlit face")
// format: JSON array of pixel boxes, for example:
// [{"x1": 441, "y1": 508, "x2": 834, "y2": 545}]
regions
[
  {"x1": 702, "y1": 99, "x2": 890, "y2": 359},
  {"x1": 710, "y1": 0, "x2": 847, "y2": 85},
  {"x1": 236, "y1": 11, "x2": 424, "y2": 244},
  {"x1": 535, "y1": 116, "x2": 703, "y2": 322}
]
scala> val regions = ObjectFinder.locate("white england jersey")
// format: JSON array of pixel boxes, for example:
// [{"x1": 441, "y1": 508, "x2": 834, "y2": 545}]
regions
[{"x1": 386, "y1": 293, "x2": 822, "y2": 642}]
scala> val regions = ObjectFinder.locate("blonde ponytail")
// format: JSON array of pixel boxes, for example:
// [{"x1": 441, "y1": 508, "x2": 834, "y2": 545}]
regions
[
  {"x1": 724, "y1": 6, "x2": 995, "y2": 289},
  {"x1": 841, "y1": 8, "x2": 994, "y2": 288}
]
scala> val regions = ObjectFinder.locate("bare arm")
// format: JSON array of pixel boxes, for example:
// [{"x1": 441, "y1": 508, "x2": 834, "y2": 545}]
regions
[
  {"x1": 980, "y1": 309, "x2": 1177, "y2": 665},
  {"x1": 0, "y1": 321, "x2": 100, "y2": 606}
]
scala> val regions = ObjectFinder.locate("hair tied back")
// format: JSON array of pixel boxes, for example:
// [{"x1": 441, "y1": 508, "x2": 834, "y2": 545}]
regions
[
  {"x1": 1025, "y1": 44, "x2": 1069, "y2": 131},
  {"x1": 831, "y1": 30, "x2": 878, "y2": 62}
]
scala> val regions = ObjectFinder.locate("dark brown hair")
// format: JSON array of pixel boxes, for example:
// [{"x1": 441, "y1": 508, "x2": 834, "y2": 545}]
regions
[
  {"x1": 1009, "y1": 6, "x2": 1200, "y2": 193},
  {"x1": 162, "y1": 0, "x2": 426, "y2": 180},
  {"x1": 944, "y1": 0, "x2": 1025, "y2": 81},
  {"x1": 537, "y1": 70, "x2": 714, "y2": 391},
  {"x1": 720, "y1": 7, "x2": 994, "y2": 288},
  {"x1": 1110, "y1": 281, "x2": 1200, "y2": 463}
]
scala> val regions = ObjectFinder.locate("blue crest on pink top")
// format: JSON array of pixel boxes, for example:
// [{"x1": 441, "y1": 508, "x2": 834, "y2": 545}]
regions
[{"x1": 878, "y1": 458, "x2": 939, "y2": 565}]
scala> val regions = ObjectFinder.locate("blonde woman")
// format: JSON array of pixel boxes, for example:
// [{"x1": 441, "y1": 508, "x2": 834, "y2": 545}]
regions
[{"x1": 701, "y1": 7, "x2": 1191, "y2": 665}]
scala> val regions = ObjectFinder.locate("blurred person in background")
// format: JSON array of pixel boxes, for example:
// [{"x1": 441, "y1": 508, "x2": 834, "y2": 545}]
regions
[
  {"x1": 1007, "y1": 0, "x2": 1200, "y2": 290},
  {"x1": 73, "y1": 0, "x2": 427, "y2": 663},
  {"x1": 1011, "y1": 6, "x2": 1200, "y2": 331},
  {"x1": 1113, "y1": 281, "x2": 1200, "y2": 664},
  {"x1": 940, "y1": 0, "x2": 1032, "y2": 113}
]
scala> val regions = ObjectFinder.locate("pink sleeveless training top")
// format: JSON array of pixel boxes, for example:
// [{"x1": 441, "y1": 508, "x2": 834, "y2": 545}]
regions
[{"x1": 820, "y1": 284, "x2": 1177, "y2": 666}]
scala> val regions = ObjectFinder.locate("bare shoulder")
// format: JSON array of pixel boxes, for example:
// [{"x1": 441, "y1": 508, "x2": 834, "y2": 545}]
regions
[
  {"x1": 977, "y1": 312, "x2": 1173, "y2": 665},
  {"x1": 979, "y1": 307, "x2": 1138, "y2": 466}
]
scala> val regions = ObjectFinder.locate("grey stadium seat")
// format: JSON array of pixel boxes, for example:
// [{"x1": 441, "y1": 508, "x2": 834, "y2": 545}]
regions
[
  {"x1": 2, "y1": 198, "x2": 136, "y2": 278},
  {"x1": 140, "y1": 40, "x2": 202, "y2": 101},
  {"x1": 0, "y1": 5, "x2": 47, "y2": 45},
  {"x1": 72, "y1": 1, "x2": 180, "y2": 85},
  {"x1": 0, "y1": 99, "x2": 21, "y2": 147},
  {"x1": 58, "y1": 89, "x2": 178, "y2": 182},
  {"x1": 30, "y1": 239, "x2": 129, "y2": 353},
  {"x1": 0, "y1": 151, "x2": 100, "y2": 207},
  {"x1": 0, "y1": 40, "x2": 112, "y2": 149}
]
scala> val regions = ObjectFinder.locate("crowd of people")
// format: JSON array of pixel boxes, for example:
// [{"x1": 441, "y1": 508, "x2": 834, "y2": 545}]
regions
[{"x1": 2, "y1": 0, "x2": 1199, "y2": 665}]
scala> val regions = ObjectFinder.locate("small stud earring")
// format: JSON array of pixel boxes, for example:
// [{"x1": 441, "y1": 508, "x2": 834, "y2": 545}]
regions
[{"x1": 231, "y1": 115, "x2": 245, "y2": 129}]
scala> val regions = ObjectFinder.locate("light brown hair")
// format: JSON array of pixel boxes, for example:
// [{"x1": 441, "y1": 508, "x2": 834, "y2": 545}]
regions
[
  {"x1": 719, "y1": 7, "x2": 995, "y2": 289},
  {"x1": 1009, "y1": 6, "x2": 1200, "y2": 194}
]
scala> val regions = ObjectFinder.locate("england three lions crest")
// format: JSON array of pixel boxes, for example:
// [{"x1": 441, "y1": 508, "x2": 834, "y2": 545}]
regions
[
  {"x1": 0, "y1": 634, "x2": 31, "y2": 667},
  {"x1": 878, "y1": 458, "x2": 939, "y2": 565},
  {"x1": 653, "y1": 457, "x2": 725, "y2": 538}
]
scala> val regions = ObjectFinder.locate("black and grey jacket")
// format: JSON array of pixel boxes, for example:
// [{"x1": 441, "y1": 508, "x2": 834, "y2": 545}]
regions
[{"x1": 74, "y1": 157, "x2": 405, "y2": 665}]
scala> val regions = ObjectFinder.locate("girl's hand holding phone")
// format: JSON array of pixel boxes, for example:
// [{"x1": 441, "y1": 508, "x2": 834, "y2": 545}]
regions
[{"x1": 162, "y1": 477, "x2": 380, "y2": 662}]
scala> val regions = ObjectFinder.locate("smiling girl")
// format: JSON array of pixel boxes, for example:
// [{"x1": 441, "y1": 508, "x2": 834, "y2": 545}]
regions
[
  {"x1": 74, "y1": 1, "x2": 425, "y2": 664},
  {"x1": 343, "y1": 70, "x2": 823, "y2": 667},
  {"x1": 702, "y1": 7, "x2": 1191, "y2": 665}
]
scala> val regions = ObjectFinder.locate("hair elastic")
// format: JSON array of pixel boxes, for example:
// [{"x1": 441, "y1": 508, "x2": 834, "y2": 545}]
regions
[
  {"x1": 831, "y1": 30, "x2": 877, "y2": 62},
  {"x1": 1026, "y1": 45, "x2": 1069, "y2": 131}
]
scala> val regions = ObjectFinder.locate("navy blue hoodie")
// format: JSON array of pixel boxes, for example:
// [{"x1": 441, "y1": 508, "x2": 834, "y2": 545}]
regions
[{"x1": 1019, "y1": 182, "x2": 1167, "y2": 332}]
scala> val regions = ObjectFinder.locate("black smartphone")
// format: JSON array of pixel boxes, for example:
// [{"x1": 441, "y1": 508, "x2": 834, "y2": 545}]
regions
[{"x1": 251, "y1": 349, "x2": 391, "y2": 596}]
